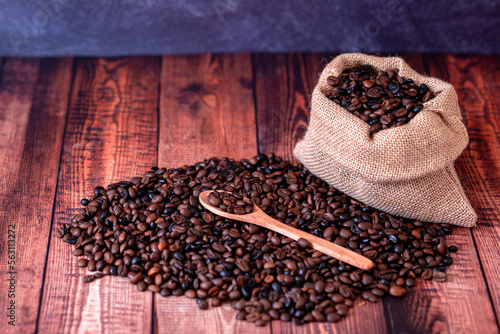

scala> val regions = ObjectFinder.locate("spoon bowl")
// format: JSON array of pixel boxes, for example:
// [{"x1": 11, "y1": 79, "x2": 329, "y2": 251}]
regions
[{"x1": 199, "y1": 190, "x2": 375, "y2": 271}]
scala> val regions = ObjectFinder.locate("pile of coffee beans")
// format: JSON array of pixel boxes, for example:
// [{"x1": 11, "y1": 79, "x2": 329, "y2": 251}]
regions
[
  {"x1": 326, "y1": 65, "x2": 435, "y2": 134},
  {"x1": 57, "y1": 154, "x2": 457, "y2": 326},
  {"x1": 207, "y1": 190, "x2": 254, "y2": 215}
]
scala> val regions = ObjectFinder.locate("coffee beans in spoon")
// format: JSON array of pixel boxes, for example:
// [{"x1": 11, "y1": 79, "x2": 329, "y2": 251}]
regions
[
  {"x1": 326, "y1": 65, "x2": 435, "y2": 134},
  {"x1": 56, "y1": 154, "x2": 457, "y2": 326},
  {"x1": 207, "y1": 190, "x2": 254, "y2": 214}
]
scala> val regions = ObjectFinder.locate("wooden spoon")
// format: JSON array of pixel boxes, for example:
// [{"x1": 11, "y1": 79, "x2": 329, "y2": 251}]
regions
[{"x1": 199, "y1": 191, "x2": 375, "y2": 271}]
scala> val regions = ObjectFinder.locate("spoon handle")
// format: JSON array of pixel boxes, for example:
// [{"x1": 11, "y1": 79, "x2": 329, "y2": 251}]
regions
[{"x1": 251, "y1": 210, "x2": 375, "y2": 271}]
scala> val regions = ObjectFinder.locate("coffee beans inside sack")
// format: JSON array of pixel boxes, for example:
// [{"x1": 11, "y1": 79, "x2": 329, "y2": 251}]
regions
[
  {"x1": 294, "y1": 53, "x2": 477, "y2": 227},
  {"x1": 325, "y1": 64, "x2": 434, "y2": 134}
]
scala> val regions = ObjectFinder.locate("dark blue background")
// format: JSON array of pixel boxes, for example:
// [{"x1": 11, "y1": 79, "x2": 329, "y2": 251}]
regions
[{"x1": 1, "y1": 0, "x2": 499, "y2": 56}]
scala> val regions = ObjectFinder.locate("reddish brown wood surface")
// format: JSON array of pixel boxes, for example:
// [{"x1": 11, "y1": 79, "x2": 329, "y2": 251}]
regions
[
  {"x1": 0, "y1": 58, "x2": 73, "y2": 334},
  {"x1": 37, "y1": 57, "x2": 160, "y2": 334},
  {"x1": 0, "y1": 53, "x2": 498, "y2": 334},
  {"x1": 155, "y1": 53, "x2": 263, "y2": 334},
  {"x1": 253, "y1": 53, "x2": 328, "y2": 162},
  {"x1": 425, "y1": 54, "x2": 500, "y2": 323},
  {"x1": 158, "y1": 54, "x2": 258, "y2": 167}
]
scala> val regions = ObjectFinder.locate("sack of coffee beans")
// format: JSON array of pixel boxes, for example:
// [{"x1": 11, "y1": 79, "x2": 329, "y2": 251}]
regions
[{"x1": 294, "y1": 53, "x2": 477, "y2": 227}]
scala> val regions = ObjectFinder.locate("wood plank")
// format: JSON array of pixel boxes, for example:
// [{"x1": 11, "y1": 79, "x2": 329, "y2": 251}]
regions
[
  {"x1": 379, "y1": 54, "x2": 498, "y2": 333},
  {"x1": 37, "y1": 57, "x2": 160, "y2": 334},
  {"x1": 253, "y1": 53, "x2": 327, "y2": 162},
  {"x1": 158, "y1": 53, "x2": 257, "y2": 167},
  {"x1": 0, "y1": 58, "x2": 72, "y2": 334},
  {"x1": 425, "y1": 54, "x2": 500, "y2": 325},
  {"x1": 253, "y1": 53, "x2": 389, "y2": 334},
  {"x1": 155, "y1": 53, "x2": 261, "y2": 333}
]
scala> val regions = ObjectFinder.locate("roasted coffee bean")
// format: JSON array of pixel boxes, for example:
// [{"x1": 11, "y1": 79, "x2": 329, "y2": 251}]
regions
[
  {"x1": 77, "y1": 259, "x2": 88, "y2": 268},
  {"x1": 87, "y1": 260, "x2": 96, "y2": 272},
  {"x1": 389, "y1": 285, "x2": 407, "y2": 297},
  {"x1": 327, "y1": 312, "x2": 341, "y2": 322},
  {"x1": 83, "y1": 275, "x2": 95, "y2": 283},
  {"x1": 422, "y1": 269, "x2": 433, "y2": 280},
  {"x1": 55, "y1": 228, "x2": 66, "y2": 238},
  {"x1": 61, "y1": 154, "x2": 456, "y2": 326},
  {"x1": 326, "y1": 65, "x2": 434, "y2": 133},
  {"x1": 432, "y1": 271, "x2": 447, "y2": 282},
  {"x1": 94, "y1": 186, "x2": 104, "y2": 195},
  {"x1": 297, "y1": 238, "x2": 310, "y2": 248},
  {"x1": 137, "y1": 281, "x2": 147, "y2": 292},
  {"x1": 198, "y1": 300, "x2": 208, "y2": 310}
]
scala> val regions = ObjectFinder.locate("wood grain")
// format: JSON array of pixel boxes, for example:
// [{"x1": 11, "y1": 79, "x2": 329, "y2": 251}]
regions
[
  {"x1": 0, "y1": 58, "x2": 72, "y2": 334},
  {"x1": 155, "y1": 53, "x2": 263, "y2": 334},
  {"x1": 159, "y1": 54, "x2": 258, "y2": 166},
  {"x1": 37, "y1": 57, "x2": 160, "y2": 334},
  {"x1": 425, "y1": 54, "x2": 500, "y2": 325},
  {"x1": 253, "y1": 53, "x2": 331, "y2": 162}
]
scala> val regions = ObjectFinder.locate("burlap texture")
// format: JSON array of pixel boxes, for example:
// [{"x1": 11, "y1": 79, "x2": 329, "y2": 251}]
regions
[{"x1": 294, "y1": 53, "x2": 477, "y2": 227}]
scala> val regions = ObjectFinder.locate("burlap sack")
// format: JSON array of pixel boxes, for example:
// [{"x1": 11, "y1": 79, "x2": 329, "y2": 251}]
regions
[{"x1": 294, "y1": 53, "x2": 477, "y2": 227}]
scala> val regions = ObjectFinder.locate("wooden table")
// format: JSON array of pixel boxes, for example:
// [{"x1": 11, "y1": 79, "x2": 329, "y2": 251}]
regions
[{"x1": 0, "y1": 53, "x2": 499, "y2": 334}]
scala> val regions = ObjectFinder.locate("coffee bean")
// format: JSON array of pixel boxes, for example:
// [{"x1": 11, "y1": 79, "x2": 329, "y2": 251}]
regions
[
  {"x1": 327, "y1": 66, "x2": 434, "y2": 133},
  {"x1": 323, "y1": 226, "x2": 335, "y2": 239},
  {"x1": 433, "y1": 271, "x2": 447, "y2": 282},
  {"x1": 87, "y1": 260, "x2": 96, "y2": 271},
  {"x1": 327, "y1": 76, "x2": 339, "y2": 86},
  {"x1": 327, "y1": 312, "x2": 341, "y2": 322},
  {"x1": 297, "y1": 238, "x2": 310, "y2": 248},
  {"x1": 109, "y1": 265, "x2": 118, "y2": 276},
  {"x1": 83, "y1": 275, "x2": 95, "y2": 283},
  {"x1": 59, "y1": 154, "x2": 456, "y2": 326},
  {"x1": 94, "y1": 186, "x2": 104, "y2": 195},
  {"x1": 443, "y1": 257, "x2": 453, "y2": 266},
  {"x1": 66, "y1": 236, "x2": 78, "y2": 244},
  {"x1": 362, "y1": 80, "x2": 374, "y2": 89},
  {"x1": 173, "y1": 251, "x2": 186, "y2": 262},
  {"x1": 55, "y1": 228, "x2": 66, "y2": 238},
  {"x1": 185, "y1": 290, "x2": 196, "y2": 299},
  {"x1": 389, "y1": 285, "x2": 407, "y2": 297},
  {"x1": 422, "y1": 269, "x2": 433, "y2": 280},
  {"x1": 128, "y1": 272, "x2": 141, "y2": 284},
  {"x1": 246, "y1": 312, "x2": 261, "y2": 322},
  {"x1": 339, "y1": 228, "x2": 352, "y2": 239},
  {"x1": 405, "y1": 278, "x2": 415, "y2": 287},
  {"x1": 77, "y1": 259, "x2": 88, "y2": 268},
  {"x1": 198, "y1": 300, "x2": 208, "y2": 310},
  {"x1": 137, "y1": 281, "x2": 147, "y2": 292}
]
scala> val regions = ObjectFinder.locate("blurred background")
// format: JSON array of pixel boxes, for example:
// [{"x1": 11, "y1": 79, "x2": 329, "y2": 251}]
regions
[{"x1": 1, "y1": 0, "x2": 499, "y2": 56}]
